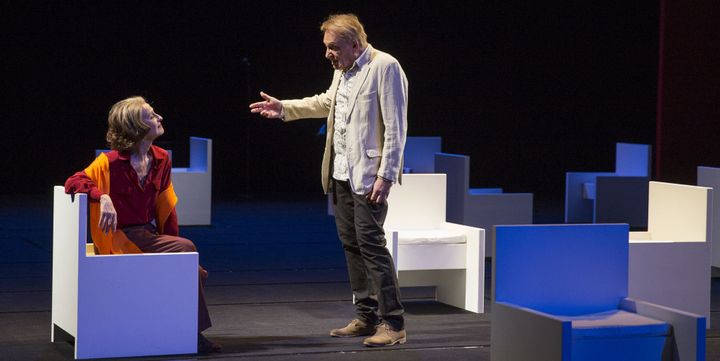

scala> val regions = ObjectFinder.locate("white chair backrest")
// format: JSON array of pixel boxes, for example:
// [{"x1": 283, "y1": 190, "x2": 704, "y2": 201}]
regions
[
  {"x1": 385, "y1": 174, "x2": 446, "y2": 229},
  {"x1": 647, "y1": 181, "x2": 711, "y2": 242},
  {"x1": 52, "y1": 186, "x2": 85, "y2": 337}
]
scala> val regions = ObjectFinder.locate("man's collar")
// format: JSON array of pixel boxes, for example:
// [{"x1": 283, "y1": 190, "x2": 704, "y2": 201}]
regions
[
  {"x1": 346, "y1": 44, "x2": 373, "y2": 73},
  {"x1": 355, "y1": 44, "x2": 373, "y2": 68}
]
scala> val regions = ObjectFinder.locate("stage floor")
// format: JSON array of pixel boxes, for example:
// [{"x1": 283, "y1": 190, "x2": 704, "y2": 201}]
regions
[{"x1": 0, "y1": 195, "x2": 717, "y2": 360}]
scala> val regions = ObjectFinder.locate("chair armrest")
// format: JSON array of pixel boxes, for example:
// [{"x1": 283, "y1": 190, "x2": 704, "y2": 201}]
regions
[
  {"x1": 621, "y1": 298, "x2": 705, "y2": 361},
  {"x1": 441, "y1": 222, "x2": 484, "y2": 246},
  {"x1": 565, "y1": 172, "x2": 614, "y2": 222},
  {"x1": 492, "y1": 301, "x2": 570, "y2": 361}
]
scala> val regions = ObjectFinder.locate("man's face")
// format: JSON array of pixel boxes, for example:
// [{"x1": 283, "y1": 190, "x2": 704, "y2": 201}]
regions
[
  {"x1": 141, "y1": 103, "x2": 164, "y2": 141},
  {"x1": 323, "y1": 31, "x2": 359, "y2": 71}
]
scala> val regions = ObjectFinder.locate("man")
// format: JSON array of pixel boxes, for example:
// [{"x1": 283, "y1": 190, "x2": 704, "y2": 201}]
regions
[{"x1": 249, "y1": 13, "x2": 408, "y2": 347}]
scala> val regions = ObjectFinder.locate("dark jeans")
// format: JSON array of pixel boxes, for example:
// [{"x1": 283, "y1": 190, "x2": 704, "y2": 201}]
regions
[
  {"x1": 333, "y1": 179, "x2": 404, "y2": 330},
  {"x1": 123, "y1": 224, "x2": 212, "y2": 333}
]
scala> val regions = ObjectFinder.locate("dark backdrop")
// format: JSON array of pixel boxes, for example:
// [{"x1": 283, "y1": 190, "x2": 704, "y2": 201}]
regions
[
  {"x1": 655, "y1": 0, "x2": 720, "y2": 184},
  {"x1": 2, "y1": 1, "x2": 660, "y2": 207}
]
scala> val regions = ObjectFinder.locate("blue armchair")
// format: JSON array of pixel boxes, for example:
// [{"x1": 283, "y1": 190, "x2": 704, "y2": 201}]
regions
[{"x1": 492, "y1": 224, "x2": 705, "y2": 361}]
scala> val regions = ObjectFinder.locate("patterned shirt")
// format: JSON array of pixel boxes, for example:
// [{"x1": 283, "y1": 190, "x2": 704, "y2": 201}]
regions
[{"x1": 332, "y1": 46, "x2": 370, "y2": 181}]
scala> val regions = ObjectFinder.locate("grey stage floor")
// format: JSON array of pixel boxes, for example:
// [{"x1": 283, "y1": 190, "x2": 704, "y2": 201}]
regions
[{"x1": 0, "y1": 194, "x2": 717, "y2": 360}]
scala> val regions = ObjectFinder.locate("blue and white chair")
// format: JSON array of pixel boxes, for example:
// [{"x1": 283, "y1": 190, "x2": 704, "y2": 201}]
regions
[
  {"x1": 492, "y1": 223, "x2": 705, "y2": 361},
  {"x1": 697, "y1": 166, "x2": 720, "y2": 268},
  {"x1": 565, "y1": 142, "x2": 651, "y2": 228},
  {"x1": 172, "y1": 137, "x2": 212, "y2": 225},
  {"x1": 402, "y1": 136, "x2": 442, "y2": 174},
  {"x1": 434, "y1": 152, "x2": 532, "y2": 257},
  {"x1": 629, "y1": 181, "x2": 712, "y2": 329}
]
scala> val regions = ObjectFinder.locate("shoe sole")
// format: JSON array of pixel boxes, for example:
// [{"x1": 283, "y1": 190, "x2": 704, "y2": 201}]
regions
[
  {"x1": 363, "y1": 337, "x2": 407, "y2": 347},
  {"x1": 330, "y1": 331, "x2": 375, "y2": 338}
]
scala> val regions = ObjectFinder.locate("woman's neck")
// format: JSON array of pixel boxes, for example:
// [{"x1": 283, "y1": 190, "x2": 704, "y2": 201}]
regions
[{"x1": 134, "y1": 139, "x2": 152, "y2": 157}]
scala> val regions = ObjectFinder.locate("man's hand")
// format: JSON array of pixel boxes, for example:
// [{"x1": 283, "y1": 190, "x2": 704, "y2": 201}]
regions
[
  {"x1": 249, "y1": 91, "x2": 283, "y2": 119},
  {"x1": 368, "y1": 177, "x2": 392, "y2": 204},
  {"x1": 99, "y1": 194, "x2": 117, "y2": 234}
]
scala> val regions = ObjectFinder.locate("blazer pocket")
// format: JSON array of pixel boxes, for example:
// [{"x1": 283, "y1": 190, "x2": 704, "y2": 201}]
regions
[
  {"x1": 360, "y1": 91, "x2": 378, "y2": 101},
  {"x1": 366, "y1": 149, "x2": 381, "y2": 158}
]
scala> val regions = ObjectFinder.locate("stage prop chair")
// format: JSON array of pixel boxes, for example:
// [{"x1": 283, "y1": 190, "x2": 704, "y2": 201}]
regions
[
  {"x1": 51, "y1": 186, "x2": 198, "y2": 359},
  {"x1": 629, "y1": 181, "x2": 712, "y2": 330},
  {"x1": 384, "y1": 173, "x2": 485, "y2": 313},
  {"x1": 95, "y1": 136, "x2": 212, "y2": 226},
  {"x1": 697, "y1": 166, "x2": 720, "y2": 268},
  {"x1": 565, "y1": 142, "x2": 651, "y2": 229},
  {"x1": 434, "y1": 152, "x2": 532, "y2": 258},
  {"x1": 327, "y1": 135, "x2": 442, "y2": 216},
  {"x1": 492, "y1": 223, "x2": 705, "y2": 361},
  {"x1": 402, "y1": 136, "x2": 442, "y2": 174},
  {"x1": 171, "y1": 137, "x2": 212, "y2": 225}
]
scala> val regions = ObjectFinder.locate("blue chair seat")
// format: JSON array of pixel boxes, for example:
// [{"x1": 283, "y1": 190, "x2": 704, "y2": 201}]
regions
[
  {"x1": 558, "y1": 309, "x2": 670, "y2": 339},
  {"x1": 468, "y1": 187, "x2": 503, "y2": 195}
]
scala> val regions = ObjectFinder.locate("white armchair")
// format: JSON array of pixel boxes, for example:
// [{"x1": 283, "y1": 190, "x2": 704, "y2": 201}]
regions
[
  {"x1": 51, "y1": 186, "x2": 198, "y2": 359},
  {"x1": 172, "y1": 137, "x2": 212, "y2": 225},
  {"x1": 629, "y1": 181, "x2": 713, "y2": 329},
  {"x1": 384, "y1": 174, "x2": 485, "y2": 313}
]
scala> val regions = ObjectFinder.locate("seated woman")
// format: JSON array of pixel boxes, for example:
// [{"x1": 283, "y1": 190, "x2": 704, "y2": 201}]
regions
[{"x1": 65, "y1": 96, "x2": 220, "y2": 353}]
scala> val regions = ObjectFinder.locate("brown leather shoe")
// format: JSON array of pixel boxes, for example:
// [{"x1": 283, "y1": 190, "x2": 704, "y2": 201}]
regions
[
  {"x1": 363, "y1": 323, "x2": 406, "y2": 347},
  {"x1": 198, "y1": 333, "x2": 222, "y2": 354},
  {"x1": 330, "y1": 319, "x2": 377, "y2": 337}
]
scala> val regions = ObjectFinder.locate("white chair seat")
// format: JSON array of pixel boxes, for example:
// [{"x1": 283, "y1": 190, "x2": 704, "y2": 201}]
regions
[{"x1": 396, "y1": 229, "x2": 466, "y2": 245}]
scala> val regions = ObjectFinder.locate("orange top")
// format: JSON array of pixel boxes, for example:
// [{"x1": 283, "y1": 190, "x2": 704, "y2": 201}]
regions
[{"x1": 66, "y1": 147, "x2": 178, "y2": 254}]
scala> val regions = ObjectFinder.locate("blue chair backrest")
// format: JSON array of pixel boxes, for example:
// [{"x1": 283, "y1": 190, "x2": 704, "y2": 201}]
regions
[
  {"x1": 615, "y1": 143, "x2": 651, "y2": 176},
  {"x1": 495, "y1": 224, "x2": 629, "y2": 316},
  {"x1": 403, "y1": 136, "x2": 441, "y2": 173},
  {"x1": 188, "y1": 137, "x2": 210, "y2": 171}
]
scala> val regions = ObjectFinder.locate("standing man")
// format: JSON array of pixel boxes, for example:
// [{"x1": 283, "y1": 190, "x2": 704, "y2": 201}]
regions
[{"x1": 249, "y1": 13, "x2": 408, "y2": 347}]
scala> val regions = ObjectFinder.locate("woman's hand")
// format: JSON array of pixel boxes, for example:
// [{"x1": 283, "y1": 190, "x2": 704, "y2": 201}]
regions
[{"x1": 99, "y1": 194, "x2": 117, "y2": 234}]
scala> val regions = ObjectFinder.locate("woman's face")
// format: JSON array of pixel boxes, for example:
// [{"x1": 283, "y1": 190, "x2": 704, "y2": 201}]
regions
[{"x1": 141, "y1": 103, "x2": 164, "y2": 141}]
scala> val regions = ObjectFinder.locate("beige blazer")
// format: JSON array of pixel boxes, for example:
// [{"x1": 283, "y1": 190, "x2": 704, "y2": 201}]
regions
[{"x1": 281, "y1": 45, "x2": 408, "y2": 195}]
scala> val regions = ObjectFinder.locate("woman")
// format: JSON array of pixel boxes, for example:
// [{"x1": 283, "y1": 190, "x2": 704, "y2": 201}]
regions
[{"x1": 65, "y1": 96, "x2": 220, "y2": 353}]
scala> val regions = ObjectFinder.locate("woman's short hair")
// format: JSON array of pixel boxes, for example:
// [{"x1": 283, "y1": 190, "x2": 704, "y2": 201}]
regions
[
  {"x1": 106, "y1": 96, "x2": 150, "y2": 152},
  {"x1": 320, "y1": 13, "x2": 368, "y2": 48}
]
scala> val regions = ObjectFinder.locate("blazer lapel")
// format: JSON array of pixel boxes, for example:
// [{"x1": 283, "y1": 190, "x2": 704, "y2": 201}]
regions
[
  {"x1": 345, "y1": 47, "x2": 377, "y2": 117},
  {"x1": 326, "y1": 71, "x2": 342, "y2": 140}
]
